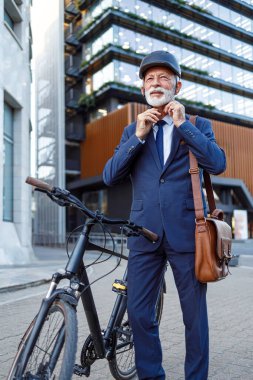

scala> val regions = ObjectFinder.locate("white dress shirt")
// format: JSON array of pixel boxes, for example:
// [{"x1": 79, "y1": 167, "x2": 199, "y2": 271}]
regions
[{"x1": 153, "y1": 115, "x2": 174, "y2": 165}]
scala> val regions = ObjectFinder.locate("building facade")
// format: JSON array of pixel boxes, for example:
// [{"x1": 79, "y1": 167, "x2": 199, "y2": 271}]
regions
[
  {"x1": 32, "y1": 0, "x2": 66, "y2": 245},
  {"x1": 0, "y1": 0, "x2": 33, "y2": 264},
  {"x1": 64, "y1": 0, "x2": 253, "y2": 236}
]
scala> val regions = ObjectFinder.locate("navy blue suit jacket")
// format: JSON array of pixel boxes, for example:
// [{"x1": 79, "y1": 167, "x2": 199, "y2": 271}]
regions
[{"x1": 103, "y1": 115, "x2": 226, "y2": 253}]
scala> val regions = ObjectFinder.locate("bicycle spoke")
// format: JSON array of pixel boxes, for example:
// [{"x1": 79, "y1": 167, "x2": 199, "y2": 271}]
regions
[{"x1": 25, "y1": 304, "x2": 66, "y2": 377}]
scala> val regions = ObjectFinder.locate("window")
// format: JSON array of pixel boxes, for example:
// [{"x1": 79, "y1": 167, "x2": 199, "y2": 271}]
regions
[
  {"x1": 4, "y1": 0, "x2": 23, "y2": 43},
  {"x1": 92, "y1": 61, "x2": 114, "y2": 91},
  {"x1": 4, "y1": 9, "x2": 14, "y2": 30},
  {"x1": 3, "y1": 103, "x2": 14, "y2": 222}
]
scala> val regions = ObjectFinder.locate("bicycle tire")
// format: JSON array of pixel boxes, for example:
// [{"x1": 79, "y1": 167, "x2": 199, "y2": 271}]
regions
[
  {"x1": 8, "y1": 299, "x2": 77, "y2": 380},
  {"x1": 109, "y1": 290, "x2": 164, "y2": 380}
]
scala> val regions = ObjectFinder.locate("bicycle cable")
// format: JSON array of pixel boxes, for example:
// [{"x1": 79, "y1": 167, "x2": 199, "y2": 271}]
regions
[
  {"x1": 84, "y1": 220, "x2": 110, "y2": 268},
  {"x1": 66, "y1": 218, "x2": 121, "y2": 272},
  {"x1": 78, "y1": 225, "x2": 125, "y2": 298},
  {"x1": 66, "y1": 223, "x2": 85, "y2": 258},
  {"x1": 85, "y1": 220, "x2": 116, "y2": 267}
]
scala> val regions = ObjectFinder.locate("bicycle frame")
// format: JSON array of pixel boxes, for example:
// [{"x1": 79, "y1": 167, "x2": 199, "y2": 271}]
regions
[
  {"x1": 14, "y1": 216, "x2": 128, "y2": 377},
  {"x1": 66, "y1": 218, "x2": 106, "y2": 358},
  {"x1": 65, "y1": 217, "x2": 129, "y2": 360}
]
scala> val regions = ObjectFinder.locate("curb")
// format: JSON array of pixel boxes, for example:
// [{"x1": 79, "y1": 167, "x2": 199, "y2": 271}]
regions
[{"x1": 0, "y1": 279, "x2": 51, "y2": 294}]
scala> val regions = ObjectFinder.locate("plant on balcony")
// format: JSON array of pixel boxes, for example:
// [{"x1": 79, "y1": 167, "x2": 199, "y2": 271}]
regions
[
  {"x1": 80, "y1": 43, "x2": 113, "y2": 68},
  {"x1": 80, "y1": 43, "x2": 144, "y2": 68},
  {"x1": 98, "y1": 81, "x2": 141, "y2": 93},
  {"x1": 78, "y1": 93, "x2": 96, "y2": 109},
  {"x1": 177, "y1": 97, "x2": 215, "y2": 110},
  {"x1": 78, "y1": 81, "x2": 216, "y2": 112},
  {"x1": 172, "y1": 0, "x2": 212, "y2": 15},
  {"x1": 76, "y1": 12, "x2": 102, "y2": 38},
  {"x1": 80, "y1": 44, "x2": 211, "y2": 79},
  {"x1": 77, "y1": 7, "x2": 214, "y2": 47},
  {"x1": 180, "y1": 64, "x2": 209, "y2": 77},
  {"x1": 74, "y1": 0, "x2": 81, "y2": 9},
  {"x1": 190, "y1": 3, "x2": 212, "y2": 14}
]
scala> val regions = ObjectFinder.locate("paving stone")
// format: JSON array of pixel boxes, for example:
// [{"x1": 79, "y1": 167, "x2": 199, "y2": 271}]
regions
[{"x1": 0, "y1": 258, "x2": 252, "y2": 379}]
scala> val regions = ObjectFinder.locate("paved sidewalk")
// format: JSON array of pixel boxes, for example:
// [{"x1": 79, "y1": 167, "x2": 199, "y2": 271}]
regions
[
  {"x1": 0, "y1": 246, "x2": 118, "y2": 292},
  {"x1": 0, "y1": 243, "x2": 253, "y2": 379},
  {"x1": 0, "y1": 246, "x2": 67, "y2": 292},
  {"x1": 0, "y1": 240, "x2": 252, "y2": 292},
  {"x1": 0, "y1": 256, "x2": 253, "y2": 379}
]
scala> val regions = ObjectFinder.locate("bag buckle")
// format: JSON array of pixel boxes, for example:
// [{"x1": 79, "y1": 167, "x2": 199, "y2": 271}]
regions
[
  {"x1": 195, "y1": 218, "x2": 207, "y2": 232},
  {"x1": 189, "y1": 167, "x2": 199, "y2": 174},
  {"x1": 195, "y1": 218, "x2": 206, "y2": 225}
]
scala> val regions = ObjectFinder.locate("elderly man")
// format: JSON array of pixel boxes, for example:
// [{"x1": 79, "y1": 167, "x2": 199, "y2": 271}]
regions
[{"x1": 103, "y1": 50, "x2": 226, "y2": 380}]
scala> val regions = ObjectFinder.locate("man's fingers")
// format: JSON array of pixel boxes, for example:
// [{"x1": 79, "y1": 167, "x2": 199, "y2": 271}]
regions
[
  {"x1": 140, "y1": 111, "x2": 160, "y2": 121},
  {"x1": 139, "y1": 109, "x2": 161, "y2": 118},
  {"x1": 136, "y1": 109, "x2": 161, "y2": 135},
  {"x1": 165, "y1": 102, "x2": 175, "y2": 112},
  {"x1": 137, "y1": 114, "x2": 159, "y2": 129},
  {"x1": 163, "y1": 100, "x2": 186, "y2": 128},
  {"x1": 145, "y1": 116, "x2": 158, "y2": 123},
  {"x1": 149, "y1": 108, "x2": 161, "y2": 115},
  {"x1": 138, "y1": 117, "x2": 159, "y2": 125},
  {"x1": 164, "y1": 101, "x2": 181, "y2": 111}
]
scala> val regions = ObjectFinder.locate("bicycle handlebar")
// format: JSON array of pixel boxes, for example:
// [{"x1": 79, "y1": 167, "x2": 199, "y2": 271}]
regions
[
  {"x1": 137, "y1": 227, "x2": 158, "y2": 243},
  {"x1": 25, "y1": 176, "x2": 159, "y2": 243},
  {"x1": 26, "y1": 176, "x2": 54, "y2": 192}
]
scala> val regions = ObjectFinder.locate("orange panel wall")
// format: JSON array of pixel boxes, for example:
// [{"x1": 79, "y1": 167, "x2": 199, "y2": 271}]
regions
[
  {"x1": 80, "y1": 104, "x2": 131, "y2": 178},
  {"x1": 212, "y1": 120, "x2": 253, "y2": 194},
  {"x1": 80, "y1": 103, "x2": 253, "y2": 195}
]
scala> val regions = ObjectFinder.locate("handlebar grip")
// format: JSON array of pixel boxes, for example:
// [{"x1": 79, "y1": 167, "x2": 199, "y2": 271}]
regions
[
  {"x1": 25, "y1": 176, "x2": 54, "y2": 192},
  {"x1": 140, "y1": 227, "x2": 159, "y2": 243}
]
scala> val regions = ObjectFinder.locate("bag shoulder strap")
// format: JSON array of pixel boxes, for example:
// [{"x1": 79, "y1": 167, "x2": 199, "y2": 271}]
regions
[{"x1": 189, "y1": 115, "x2": 216, "y2": 219}]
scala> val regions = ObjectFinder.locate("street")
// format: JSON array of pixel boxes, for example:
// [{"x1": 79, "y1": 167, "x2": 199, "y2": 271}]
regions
[{"x1": 0, "y1": 260, "x2": 253, "y2": 380}]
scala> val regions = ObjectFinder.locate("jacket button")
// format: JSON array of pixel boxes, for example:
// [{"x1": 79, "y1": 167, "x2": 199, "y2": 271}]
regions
[{"x1": 160, "y1": 178, "x2": 165, "y2": 183}]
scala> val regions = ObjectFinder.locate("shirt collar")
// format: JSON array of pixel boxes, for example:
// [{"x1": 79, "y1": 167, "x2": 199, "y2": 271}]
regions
[{"x1": 153, "y1": 115, "x2": 173, "y2": 132}]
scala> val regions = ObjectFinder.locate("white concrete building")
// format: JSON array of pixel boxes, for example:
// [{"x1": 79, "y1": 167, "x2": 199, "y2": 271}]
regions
[
  {"x1": 0, "y1": 0, "x2": 33, "y2": 264},
  {"x1": 32, "y1": 0, "x2": 66, "y2": 245}
]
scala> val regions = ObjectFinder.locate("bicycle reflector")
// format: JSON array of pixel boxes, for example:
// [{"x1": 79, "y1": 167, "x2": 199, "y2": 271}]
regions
[{"x1": 112, "y1": 279, "x2": 127, "y2": 296}]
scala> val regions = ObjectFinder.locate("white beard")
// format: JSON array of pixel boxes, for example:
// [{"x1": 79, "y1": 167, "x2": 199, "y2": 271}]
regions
[{"x1": 145, "y1": 86, "x2": 175, "y2": 107}]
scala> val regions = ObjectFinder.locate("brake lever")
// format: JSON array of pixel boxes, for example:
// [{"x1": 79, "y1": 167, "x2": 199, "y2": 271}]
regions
[
  {"x1": 52, "y1": 187, "x2": 70, "y2": 198},
  {"x1": 34, "y1": 188, "x2": 48, "y2": 194},
  {"x1": 121, "y1": 226, "x2": 140, "y2": 237},
  {"x1": 126, "y1": 222, "x2": 159, "y2": 243},
  {"x1": 35, "y1": 188, "x2": 70, "y2": 207},
  {"x1": 49, "y1": 193, "x2": 71, "y2": 207}
]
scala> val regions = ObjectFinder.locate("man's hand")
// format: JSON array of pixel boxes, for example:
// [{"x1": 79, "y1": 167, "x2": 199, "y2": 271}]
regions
[
  {"x1": 136, "y1": 108, "x2": 161, "y2": 140},
  {"x1": 164, "y1": 100, "x2": 186, "y2": 128}
]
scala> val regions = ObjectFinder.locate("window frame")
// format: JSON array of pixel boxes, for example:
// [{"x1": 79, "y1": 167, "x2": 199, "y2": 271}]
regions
[{"x1": 3, "y1": 102, "x2": 15, "y2": 222}]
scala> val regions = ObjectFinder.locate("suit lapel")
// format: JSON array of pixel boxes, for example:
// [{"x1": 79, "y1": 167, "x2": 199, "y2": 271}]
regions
[
  {"x1": 162, "y1": 126, "x2": 181, "y2": 173},
  {"x1": 146, "y1": 130, "x2": 162, "y2": 170}
]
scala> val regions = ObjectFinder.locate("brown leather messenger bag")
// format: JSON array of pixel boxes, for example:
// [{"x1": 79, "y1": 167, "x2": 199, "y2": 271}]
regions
[{"x1": 189, "y1": 115, "x2": 232, "y2": 283}]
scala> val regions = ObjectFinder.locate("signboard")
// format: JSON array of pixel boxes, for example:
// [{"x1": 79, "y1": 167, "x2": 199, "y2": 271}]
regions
[{"x1": 233, "y1": 210, "x2": 248, "y2": 240}]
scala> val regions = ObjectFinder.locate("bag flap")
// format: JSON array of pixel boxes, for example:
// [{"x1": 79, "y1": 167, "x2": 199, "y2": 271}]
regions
[{"x1": 206, "y1": 216, "x2": 232, "y2": 260}]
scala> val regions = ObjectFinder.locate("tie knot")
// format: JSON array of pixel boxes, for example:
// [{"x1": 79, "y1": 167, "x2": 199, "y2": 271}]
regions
[{"x1": 156, "y1": 120, "x2": 166, "y2": 128}]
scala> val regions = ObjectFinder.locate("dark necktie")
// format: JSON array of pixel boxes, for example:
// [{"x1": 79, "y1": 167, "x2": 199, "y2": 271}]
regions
[{"x1": 155, "y1": 120, "x2": 166, "y2": 166}]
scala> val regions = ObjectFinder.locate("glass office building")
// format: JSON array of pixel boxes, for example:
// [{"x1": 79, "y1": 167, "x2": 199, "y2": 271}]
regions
[
  {"x1": 76, "y1": 0, "x2": 253, "y2": 118},
  {"x1": 64, "y1": 0, "x2": 253, "y2": 235}
]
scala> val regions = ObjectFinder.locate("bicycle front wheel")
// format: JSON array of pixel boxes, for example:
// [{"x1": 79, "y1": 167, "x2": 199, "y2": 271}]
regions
[
  {"x1": 8, "y1": 299, "x2": 77, "y2": 380},
  {"x1": 109, "y1": 290, "x2": 164, "y2": 380}
]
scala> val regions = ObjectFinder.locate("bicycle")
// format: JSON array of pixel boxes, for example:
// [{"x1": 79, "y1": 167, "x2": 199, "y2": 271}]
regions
[{"x1": 8, "y1": 177, "x2": 165, "y2": 380}]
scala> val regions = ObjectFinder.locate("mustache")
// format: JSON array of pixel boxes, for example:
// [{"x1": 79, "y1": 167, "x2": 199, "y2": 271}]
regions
[{"x1": 146, "y1": 87, "x2": 167, "y2": 95}]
